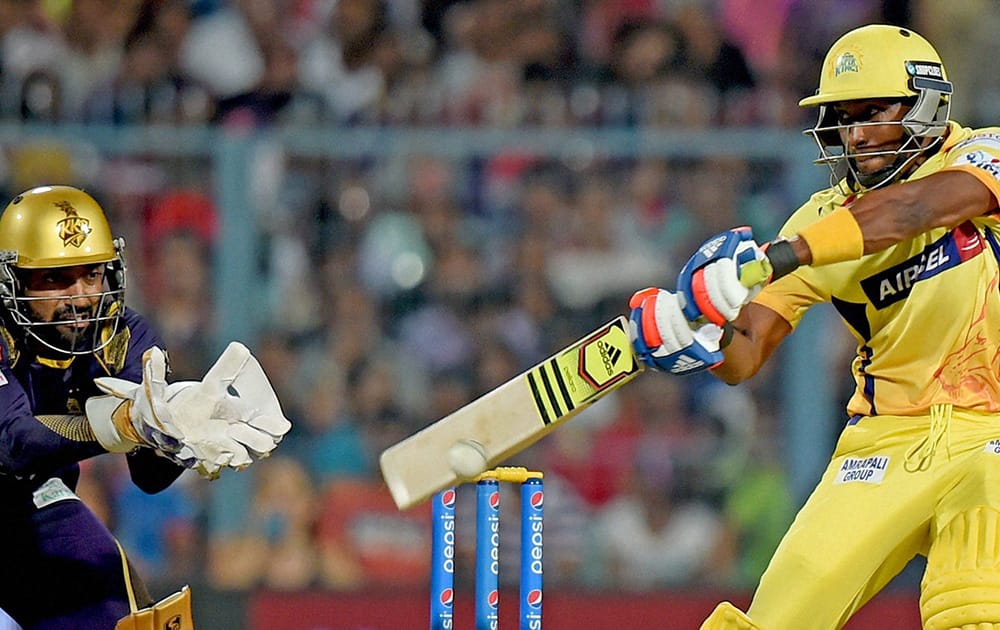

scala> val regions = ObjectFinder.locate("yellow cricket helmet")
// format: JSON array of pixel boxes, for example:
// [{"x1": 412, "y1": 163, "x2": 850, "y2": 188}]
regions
[
  {"x1": 800, "y1": 25, "x2": 953, "y2": 190},
  {"x1": 0, "y1": 185, "x2": 127, "y2": 355},
  {"x1": 800, "y1": 24, "x2": 949, "y2": 108}
]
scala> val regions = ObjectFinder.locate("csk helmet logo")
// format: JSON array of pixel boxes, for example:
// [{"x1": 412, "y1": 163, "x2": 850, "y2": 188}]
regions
[
  {"x1": 834, "y1": 52, "x2": 859, "y2": 76},
  {"x1": 55, "y1": 200, "x2": 92, "y2": 248}
]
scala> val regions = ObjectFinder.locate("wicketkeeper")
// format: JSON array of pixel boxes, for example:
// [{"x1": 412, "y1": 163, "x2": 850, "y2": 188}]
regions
[{"x1": 0, "y1": 185, "x2": 291, "y2": 629}]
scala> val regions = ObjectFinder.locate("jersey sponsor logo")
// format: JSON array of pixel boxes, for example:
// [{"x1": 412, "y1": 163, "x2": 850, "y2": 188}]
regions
[
  {"x1": 32, "y1": 477, "x2": 79, "y2": 509},
  {"x1": 984, "y1": 439, "x2": 1000, "y2": 455},
  {"x1": 861, "y1": 222, "x2": 984, "y2": 308},
  {"x1": 952, "y1": 133, "x2": 1000, "y2": 154},
  {"x1": 834, "y1": 455, "x2": 889, "y2": 484},
  {"x1": 953, "y1": 150, "x2": 1000, "y2": 181}
]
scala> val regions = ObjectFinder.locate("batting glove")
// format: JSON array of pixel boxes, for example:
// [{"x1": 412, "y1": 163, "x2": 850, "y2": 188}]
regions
[
  {"x1": 628, "y1": 287, "x2": 724, "y2": 375},
  {"x1": 676, "y1": 227, "x2": 771, "y2": 326}
]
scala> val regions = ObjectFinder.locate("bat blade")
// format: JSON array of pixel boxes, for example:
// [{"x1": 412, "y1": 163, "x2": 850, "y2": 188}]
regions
[{"x1": 379, "y1": 316, "x2": 644, "y2": 509}]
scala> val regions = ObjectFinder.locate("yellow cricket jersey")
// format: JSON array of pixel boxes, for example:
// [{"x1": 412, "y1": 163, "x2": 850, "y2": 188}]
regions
[{"x1": 755, "y1": 122, "x2": 1000, "y2": 417}]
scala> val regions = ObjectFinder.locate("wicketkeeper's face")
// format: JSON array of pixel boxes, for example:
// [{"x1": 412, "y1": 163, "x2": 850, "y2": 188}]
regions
[{"x1": 21, "y1": 263, "x2": 105, "y2": 344}]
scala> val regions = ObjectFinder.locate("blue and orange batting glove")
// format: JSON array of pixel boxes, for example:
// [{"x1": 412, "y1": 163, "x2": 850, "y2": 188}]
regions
[
  {"x1": 628, "y1": 287, "x2": 724, "y2": 375},
  {"x1": 676, "y1": 227, "x2": 772, "y2": 326}
]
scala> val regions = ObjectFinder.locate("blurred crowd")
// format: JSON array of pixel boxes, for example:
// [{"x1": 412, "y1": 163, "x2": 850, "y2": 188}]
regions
[
  {"x1": 9, "y1": 0, "x2": 995, "y2": 130},
  {"x1": 1, "y1": 0, "x2": 997, "y2": 608}
]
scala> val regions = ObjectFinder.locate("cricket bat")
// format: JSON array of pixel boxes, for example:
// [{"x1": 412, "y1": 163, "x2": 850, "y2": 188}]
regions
[{"x1": 379, "y1": 316, "x2": 643, "y2": 510}]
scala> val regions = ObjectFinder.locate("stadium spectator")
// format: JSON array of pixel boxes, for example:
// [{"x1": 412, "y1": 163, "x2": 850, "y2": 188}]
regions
[
  {"x1": 206, "y1": 457, "x2": 319, "y2": 590},
  {"x1": 590, "y1": 441, "x2": 735, "y2": 589}
]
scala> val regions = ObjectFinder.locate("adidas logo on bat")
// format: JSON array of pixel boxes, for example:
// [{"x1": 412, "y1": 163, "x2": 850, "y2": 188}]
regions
[{"x1": 598, "y1": 340, "x2": 623, "y2": 375}]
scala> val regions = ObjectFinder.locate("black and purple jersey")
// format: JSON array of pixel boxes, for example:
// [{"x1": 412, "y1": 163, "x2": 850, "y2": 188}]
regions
[{"x1": 0, "y1": 307, "x2": 185, "y2": 629}]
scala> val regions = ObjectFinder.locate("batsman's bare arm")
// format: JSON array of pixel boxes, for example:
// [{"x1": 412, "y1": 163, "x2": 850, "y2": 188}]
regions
[
  {"x1": 718, "y1": 170, "x2": 999, "y2": 385},
  {"x1": 785, "y1": 169, "x2": 998, "y2": 266},
  {"x1": 711, "y1": 305, "x2": 790, "y2": 385}
]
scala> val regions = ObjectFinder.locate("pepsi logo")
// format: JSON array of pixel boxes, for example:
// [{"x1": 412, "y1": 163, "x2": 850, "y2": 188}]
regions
[
  {"x1": 529, "y1": 491, "x2": 543, "y2": 509},
  {"x1": 488, "y1": 589, "x2": 500, "y2": 608},
  {"x1": 489, "y1": 491, "x2": 500, "y2": 510},
  {"x1": 439, "y1": 588, "x2": 454, "y2": 607},
  {"x1": 525, "y1": 589, "x2": 543, "y2": 608},
  {"x1": 440, "y1": 489, "x2": 456, "y2": 508}
]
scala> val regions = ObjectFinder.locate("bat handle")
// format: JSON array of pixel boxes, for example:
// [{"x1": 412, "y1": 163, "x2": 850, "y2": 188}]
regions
[{"x1": 738, "y1": 258, "x2": 773, "y2": 289}]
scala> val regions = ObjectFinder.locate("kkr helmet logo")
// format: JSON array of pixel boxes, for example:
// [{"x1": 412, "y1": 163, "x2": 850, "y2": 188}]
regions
[
  {"x1": 55, "y1": 201, "x2": 91, "y2": 247},
  {"x1": 834, "y1": 52, "x2": 860, "y2": 76}
]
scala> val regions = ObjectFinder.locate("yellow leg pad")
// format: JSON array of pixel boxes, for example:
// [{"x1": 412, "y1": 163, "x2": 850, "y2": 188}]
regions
[
  {"x1": 922, "y1": 507, "x2": 1000, "y2": 630},
  {"x1": 700, "y1": 602, "x2": 763, "y2": 630},
  {"x1": 115, "y1": 585, "x2": 194, "y2": 630}
]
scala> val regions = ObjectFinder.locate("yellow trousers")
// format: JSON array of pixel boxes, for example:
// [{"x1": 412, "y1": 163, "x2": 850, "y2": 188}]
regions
[{"x1": 748, "y1": 408, "x2": 1000, "y2": 630}]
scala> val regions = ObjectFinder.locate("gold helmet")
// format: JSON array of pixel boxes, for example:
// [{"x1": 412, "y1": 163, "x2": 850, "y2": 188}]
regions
[
  {"x1": 0, "y1": 185, "x2": 126, "y2": 355},
  {"x1": 800, "y1": 25, "x2": 953, "y2": 190}
]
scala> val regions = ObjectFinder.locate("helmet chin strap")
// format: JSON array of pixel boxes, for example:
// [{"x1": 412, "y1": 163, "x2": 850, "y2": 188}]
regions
[
  {"x1": 845, "y1": 133, "x2": 943, "y2": 191},
  {"x1": 850, "y1": 155, "x2": 914, "y2": 189}
]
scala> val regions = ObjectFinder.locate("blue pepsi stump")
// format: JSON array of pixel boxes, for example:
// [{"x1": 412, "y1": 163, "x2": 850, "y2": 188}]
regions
[
  {"x1": 429, "y1": 467, "x2": 544, "y2": 630},
  {"x1": 519, "y1": 477, "x2": 544, "y2": 630},
  {"x1": 475, "y1": 478, "x2": 501, "y2": 630},
  {"x1": 430, "y1": 487, "x2": 457, "y2": 630}
]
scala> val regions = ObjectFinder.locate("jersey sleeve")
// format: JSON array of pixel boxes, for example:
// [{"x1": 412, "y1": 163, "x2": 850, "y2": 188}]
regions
[
  {"x1": 0, "y1": 361, "x2": 106, "y2": 478},
  {"x1": 751, "y1": 191, "x2": 843, "y2": 328},
  {"x1": 114, "y1": 310, "x2": 186, "y2": 491},
  {"x1": 0, "y1": 310, "x2": 184, "y2": 486},
  {"x1": 939, "y1": 128, "x2": 1000, "y2": 205},
  {"x1": 111, "y1": 308, "x2": 166, "y2": 381}
]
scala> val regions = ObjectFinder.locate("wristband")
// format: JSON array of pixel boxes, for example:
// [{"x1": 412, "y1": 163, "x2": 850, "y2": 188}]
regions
[
  {"x1": 763, "y1": 239, "x2": 800, "y2": 282},
  {"x1": 796, "y1": 206, "x2": 864, "y2": 266},
  {"x1": 719, "y1": 322, "x2": 736, "y2": 349}
]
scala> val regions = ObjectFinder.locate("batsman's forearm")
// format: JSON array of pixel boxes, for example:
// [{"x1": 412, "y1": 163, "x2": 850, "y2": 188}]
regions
[
  {"x1": 785, "y1": 170, "x2": 997, "y2": 271},
  {"x1": 849, "y1": 170, "x2": 997, "y2": 251},
  {"x1": 710, "y1": 303, "x2": 792, "y2": 384},
  {"x1": 710, "y1": 331, "x2": 759, "y2": 384}
]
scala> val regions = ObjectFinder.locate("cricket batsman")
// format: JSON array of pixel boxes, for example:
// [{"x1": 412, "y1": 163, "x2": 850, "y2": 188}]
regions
[{"x1": 629, "y1": 24, "x2": 1000, "y2": 629}]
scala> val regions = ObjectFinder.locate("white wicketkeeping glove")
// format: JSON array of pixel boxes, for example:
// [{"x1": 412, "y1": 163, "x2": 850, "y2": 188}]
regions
[{"x1": 86, "y1": 343, "x2": 292, "y2": 478}]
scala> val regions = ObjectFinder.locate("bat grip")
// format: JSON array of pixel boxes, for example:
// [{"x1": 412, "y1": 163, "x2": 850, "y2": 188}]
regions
[
  {"x1": 738, "y1": 239, "x2": 800, "y2": 288},
  {"x1": 738, "y1": 258, "x2": 773, "y2": 288}
]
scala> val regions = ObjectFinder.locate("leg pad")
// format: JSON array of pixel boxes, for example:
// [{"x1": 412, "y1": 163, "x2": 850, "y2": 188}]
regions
[
  {"x1": 922, "y1": 507, "x2": 1000, "y2": 630},
  {"x1": 115, "y1": 585, "x2": 193, "y2": 630},
  {"x1": 700, "y1": 602, "x2": 763, "y2": 630}
]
